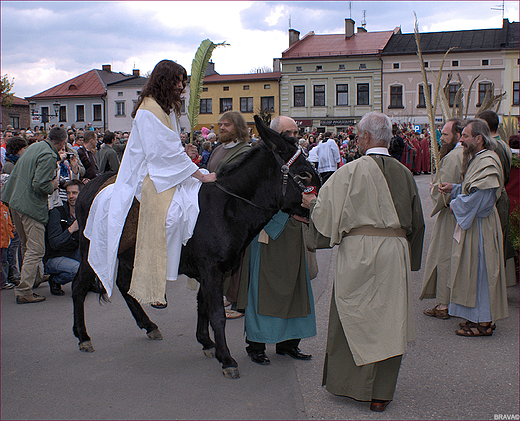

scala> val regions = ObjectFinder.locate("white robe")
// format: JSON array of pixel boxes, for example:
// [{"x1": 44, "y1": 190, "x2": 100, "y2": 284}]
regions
[{"x1": 84, "y1": 100, "x2": 200, "y2": 297}]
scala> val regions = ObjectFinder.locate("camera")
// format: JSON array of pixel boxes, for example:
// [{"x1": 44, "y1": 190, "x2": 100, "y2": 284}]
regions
[{"x1": 65, "y1": 153, "x2": 74, "y2": 160}]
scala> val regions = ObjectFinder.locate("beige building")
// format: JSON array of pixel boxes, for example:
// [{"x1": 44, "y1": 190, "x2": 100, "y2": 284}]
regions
[
  {"x1": 381, "y1": 18, "x2": 519, "y2": 127},
  {"x1": 197, "y1": 72, "x2": 281, "y2": 134}
]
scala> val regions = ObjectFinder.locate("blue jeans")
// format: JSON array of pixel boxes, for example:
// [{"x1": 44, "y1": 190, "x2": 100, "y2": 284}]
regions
[
  {"x1": 45, "y1": 253, "x2": 80, "y2": 285},
  {"x1": 1, "y1": 248, "x2": 9, "y2": 287}
]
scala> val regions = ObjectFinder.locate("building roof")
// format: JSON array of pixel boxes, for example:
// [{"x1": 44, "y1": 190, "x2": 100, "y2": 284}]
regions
[
  {"x1": 202, "y1": 72, "x2": 282, "y2": 84},
  {"x1": 281, "y1": 31, "x2": 395, "y2": 59},
  {"x1": 382, "y1": 19, "x2": 519, "y2": 55},
  {"x1": 107, "y1": 76, "x2": 148, "y2": 88},
  {"x1": 10, "y1": 96, "x2": 29, "y2": 106},
  {"x1": 28, "y1": 68, "x2": 132, "y2": 100}
]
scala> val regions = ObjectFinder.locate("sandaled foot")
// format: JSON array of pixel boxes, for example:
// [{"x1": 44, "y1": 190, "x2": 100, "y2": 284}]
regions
[
  {"x1": 423, "y1": 304, "x2": 450, "y2": 319},
  {"x1": 459, "y1": 320, "x2": 496, "y2": 330},
  {"x1": 455, "y1": 322, "x2": 493, "y2": 337}
]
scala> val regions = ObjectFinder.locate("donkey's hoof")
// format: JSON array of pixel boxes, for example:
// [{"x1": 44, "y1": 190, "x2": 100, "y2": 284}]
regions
[
  {"x1": 79, "y1": 340, "x2": 95, "y2": 353},
  {"x1": 203, "y1": 347, "x2": 216, "y2": 358},
  {"x1": 222, "y1": 367, "x2": 240, "y2": 379},
  {"x1": 147, "y1": 328, "x2": 163, "y2": 340}
]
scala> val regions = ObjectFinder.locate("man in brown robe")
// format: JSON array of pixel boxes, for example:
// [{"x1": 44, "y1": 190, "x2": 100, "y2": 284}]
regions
[
  {"x1": 303, "y1": 112, "x2": 424, "y2": 412},
  {"x1": 421, "y1": 118, "x2": 464, "y2": 318}
]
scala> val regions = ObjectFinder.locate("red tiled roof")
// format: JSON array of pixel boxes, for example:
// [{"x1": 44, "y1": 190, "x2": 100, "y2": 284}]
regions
[
  {"x1": 202, "y1": 72, "x2": 282, "y2": 84},
  {"x1": 11, "y1": 96, "x2": 29, "y2": 106},
  {"x1": 282, "y1": 31, "x2": 394, "y2": 59},
  {"x1": 28, "y1": 69, "x2": 131, "y2": 99}
]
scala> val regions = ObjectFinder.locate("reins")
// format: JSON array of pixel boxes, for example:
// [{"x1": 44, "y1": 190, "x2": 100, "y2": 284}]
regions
[{"x1": 213, "y1": 145, "x2": 310, "y2": 210}]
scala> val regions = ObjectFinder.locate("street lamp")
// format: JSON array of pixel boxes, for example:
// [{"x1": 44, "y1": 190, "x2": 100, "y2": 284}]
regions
[{"x1": 29, "y1": 99, "x2": 61, "y2": 130}]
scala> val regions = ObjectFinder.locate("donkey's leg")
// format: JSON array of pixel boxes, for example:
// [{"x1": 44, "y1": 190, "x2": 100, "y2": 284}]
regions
[
  {"x1": 72, "y1": 253, "x2": 96, "y2": 353},
  {"x1": 196, "y1": 286, "x2": 216, "y2": 356},
  {"x1": 203, "y1": 274, "x2": 239, "y2": 379},
  {"x1": 115, "y1": 247, "x2": 162, "y2": 340}
]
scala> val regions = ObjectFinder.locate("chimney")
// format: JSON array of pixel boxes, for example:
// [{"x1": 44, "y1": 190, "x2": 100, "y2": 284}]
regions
[
  {"x1": 205, "y1": 61, "x2": 217, "y2": 76},
  {"x1": 102, "y1": 64, "x2": 111, "y2": 72},
  {"x1": 357, "y1": 26, "x2": 367, "y2": 33},
  {"x1": 289, "y1": 28, "x2": 300, "y2": 46},
  {"x1": 345, "y1": 18, "x2": 355, "y2": 38},
  {"x1": 273, "y1": 58, "x2": 281, "y2": 72},
  {"x1": 132, "y1": 69, "x2": 140, "y2": 77}
]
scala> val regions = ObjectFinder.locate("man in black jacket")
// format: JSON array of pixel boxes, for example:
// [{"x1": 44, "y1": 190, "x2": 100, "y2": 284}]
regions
[{"x1": 44, "y1": 179, "x2": 83, "y2": 295}]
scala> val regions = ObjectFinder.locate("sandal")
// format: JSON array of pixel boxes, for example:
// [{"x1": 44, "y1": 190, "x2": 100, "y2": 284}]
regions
[
  {"x1": 423, "y1": 304, "x2": 450, "y2": 319},
  {"x1": 455, "y1": 322, "x2": 493, "y2": 337},
  {"x1": 225, "y1": 309, "x2": 244, "y2": 319},
  {"x1": 459, "y1": 320, "x2": 496, "y2": 330}
]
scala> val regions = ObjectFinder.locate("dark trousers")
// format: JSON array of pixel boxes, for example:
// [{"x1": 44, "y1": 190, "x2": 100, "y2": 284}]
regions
[{"x1": 246, "y1": 338, "x2": 300, "y2": 352}]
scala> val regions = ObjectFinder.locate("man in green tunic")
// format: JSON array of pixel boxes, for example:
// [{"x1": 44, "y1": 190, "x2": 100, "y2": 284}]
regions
[
  {"x1": 420, "y1": 118, "x2": 464, "y2": 318},
  {"x1": 302, "y1": 112, "x2": 424, "y2": 412}
]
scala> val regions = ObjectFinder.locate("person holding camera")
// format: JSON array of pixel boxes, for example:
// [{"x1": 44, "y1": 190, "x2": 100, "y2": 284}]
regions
[
  {"x1": 48, "y1": 143, "x2": 84, "y2": 209},
  {"x1": 1, "y1": 127, "x2": 68, "y2": 304}
]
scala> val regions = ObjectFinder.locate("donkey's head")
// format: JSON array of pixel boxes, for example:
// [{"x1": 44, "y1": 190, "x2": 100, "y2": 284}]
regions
[{"x1": 254, "y1": 115, "x2": 321, "y2": 218}]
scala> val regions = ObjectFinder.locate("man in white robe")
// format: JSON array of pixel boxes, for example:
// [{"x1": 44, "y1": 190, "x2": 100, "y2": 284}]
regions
[{"x1": 303, "y1": 112, "x2": 424, "y2": 412}]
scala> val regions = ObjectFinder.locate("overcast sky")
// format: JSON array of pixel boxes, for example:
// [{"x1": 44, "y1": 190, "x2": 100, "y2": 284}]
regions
[{"x1": 2, "y1": 1, "x2": 518, "y2": 98}]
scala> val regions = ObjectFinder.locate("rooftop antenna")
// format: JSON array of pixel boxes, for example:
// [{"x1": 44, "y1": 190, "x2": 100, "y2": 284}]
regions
[
  {"x1": 491, "y1": 0, "x2": 505, "y2": 19},
  {"x1": 289, "y1": 14, "x2": 291, "y2": 29},
  {"x1": 349, "y1": 2, "x2": 352, "y2": 18},
  {"x1": 361, "y1": 10, "x2": 366, "y2": 28}
]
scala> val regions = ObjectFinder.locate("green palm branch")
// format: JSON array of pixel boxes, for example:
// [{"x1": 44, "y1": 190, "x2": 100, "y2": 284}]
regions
[{"x1": 188, "y1": 39, "x2": 228, "y2": 143}]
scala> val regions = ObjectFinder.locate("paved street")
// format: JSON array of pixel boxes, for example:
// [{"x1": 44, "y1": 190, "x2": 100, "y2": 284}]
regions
[{"x1": 1, "y1": 174, "x2": 518, "y2": 421}]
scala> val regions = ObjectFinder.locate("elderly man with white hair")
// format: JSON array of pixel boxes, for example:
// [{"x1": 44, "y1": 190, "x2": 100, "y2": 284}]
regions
[{"x1": 302, "y1": 112, "x2": 425, "y2": 412}]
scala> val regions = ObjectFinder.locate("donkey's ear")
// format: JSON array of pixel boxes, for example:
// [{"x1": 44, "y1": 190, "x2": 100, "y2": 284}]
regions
[{"x1": 254, "y1": 115, "x2": 290, "y2": 152}]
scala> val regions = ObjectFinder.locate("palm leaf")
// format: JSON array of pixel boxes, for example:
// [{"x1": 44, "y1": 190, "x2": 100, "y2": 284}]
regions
[{"x1": 187, "y1": 39, "x2": 228, "y2": 142}]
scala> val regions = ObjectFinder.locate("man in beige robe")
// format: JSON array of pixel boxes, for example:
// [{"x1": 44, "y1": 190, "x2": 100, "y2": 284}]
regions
[
  {"x1": 439, "y1": 119, "x2": 508, "y2": 336},
  {"x1": 303, "y1": 112, "x2": 424, "y2": 412},
  {"x1": 420, "y1": 118, "x2": 464, "y2": 318}
]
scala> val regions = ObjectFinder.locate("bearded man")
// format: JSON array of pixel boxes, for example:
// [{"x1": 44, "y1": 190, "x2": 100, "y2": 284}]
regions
[
  {"x1": 438, "y1": 118, "x2": 508, "y2": 337},
  {"x1": 303, "y1": 112, "x2": 424, "y2": 412},
  {"x1": 420, "y1": 118, "x2": 464, "y2": 318},
  {"x1": 206, "y1": 111, "x2": 251, "y2": 173}
]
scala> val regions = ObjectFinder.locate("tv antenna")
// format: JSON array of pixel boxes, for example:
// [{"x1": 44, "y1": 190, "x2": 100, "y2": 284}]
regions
[{"x1": 491, "y1": 0, "x2": 505, "y2": 19}]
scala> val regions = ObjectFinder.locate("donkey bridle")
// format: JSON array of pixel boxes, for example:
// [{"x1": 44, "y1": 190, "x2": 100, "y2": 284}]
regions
[{"x1": 213, "y1": 145, "x2": 311, "y2": 210}]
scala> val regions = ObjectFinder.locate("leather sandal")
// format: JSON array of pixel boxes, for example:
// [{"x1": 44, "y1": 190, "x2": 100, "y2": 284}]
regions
[
  {"x1": 423, "y1": 304, "x2": 450, "y2": 319},
  {"x1": 455, "y1": 322, "x2": 493, "y2": 337},
  {"x1": 459, "y1": 320, "x2": 496, "y2": 330}
]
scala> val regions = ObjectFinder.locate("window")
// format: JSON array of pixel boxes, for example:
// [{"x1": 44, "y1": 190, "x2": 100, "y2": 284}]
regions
[
  {"x1": 314, "y1": 85, "x2": 325, "y2": 106},
  {"x1": 296, "y1": 66, "x2": 302, "y2": 72},
  {"x1": 200, "y1": 98, "x2": 212, "y2": 114},
  {"x1": 223, "y1": 86, "x2": 229, "y2": 91},
  {"x1": 115, "y1": 101, "x2": 125, "y2": 116},
  {"x1": 181, "y1": 99, "x2": 185, "y2": 114},
  {"x1": 448, "y1": 84, "x2": 460, "y2": 107},
  {"x1": 339, "y1": 64, "x2": 345, "y2": 70},
  {"x1": 359, "y1": 63, "x2": 367, "y2": 69},
  {"x1": 357, "y1": 83, "x2": 369, "y2": 105},
  {"x1": 513, "y1": 82, "x2": 519, "y2": 106},
  {"x1": 59, "y1": 106, "x2": 67, "y2": 122},
  {"x1": 202, "y1": 87, "x2": 208, "y2": 92},
  {"x1": 10, "y1": 116, "x2": 20, "y2": 129},
  {"x1": 93, "y1": 104, "x2": 102, "y2": 121},
  {"x1": 390, "y1": 85, "x2": 403, "y2": 108},
  {"x1": 136, "y1": 91, "x2": 141, "y2": 95},
  {"x1": 220, "y1": 98, "x2": 233, "y2": 113},
  {"x1": 393, "y1": 63, "x2": 400, "y2": 69},
  {"x1": 452, "y1": 60, "x2": 459, "y2": 67},
  {"x1": 264, "y1": 84, "x2": 270, "y2": 89},
  {"x1": 41, "y1": 107, "x2": 49, "y2": 123},
  {"x1": 243, "y1": 85, "x2": 249, "y2": 90},
  {"x1": 482, "y1": 59, "x2": 489, "y2": 66},
  {"x1": 261, "y1": 96, "x2": 275, "y2": 112},
  {"x1": 424, "y1": 62, "x2": 429, "y2": 68},
  {"x1": 315, "y1": 65, "x2": 323, "y2": 72},
  {"x1": 117, "y1": 92, "x2": 123, "y2": 96},
  {"x1": 336, "y1": 84, "x2": 348, "y2": 106},
  {"x1": 294, "y1": 85, "x2": 305, "y2": 107},
  {"x1": 418, "y1": 84, "x2": 432, "y2": 108},
  {"x1": 477, "y1": 82, "x2": 492, "y2": 106},
  {"x1": 240, "y1": 97, "x2": 254, "y2": 113},
  {"x1": 76, "y1": 105, "x2": 85, "y2": 122}
]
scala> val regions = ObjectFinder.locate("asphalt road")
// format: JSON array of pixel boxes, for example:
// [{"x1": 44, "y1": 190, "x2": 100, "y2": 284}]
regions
[{"x1": 1, "y1": 174, "x2": 518, "y2": 421}]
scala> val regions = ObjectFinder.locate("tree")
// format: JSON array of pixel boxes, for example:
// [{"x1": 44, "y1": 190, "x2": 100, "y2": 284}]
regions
[
  {"x1": 1, "y1": 74, "x2": 15, "y2": 107},
  {"x1": 249, "y1": 66, "x2": 272, "y2": 74},
  {"x1": 256, "y1": 106, "x2": 273, "y2": 127}
]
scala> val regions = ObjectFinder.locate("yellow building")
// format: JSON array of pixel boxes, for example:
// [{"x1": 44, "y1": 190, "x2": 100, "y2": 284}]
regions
[{"x1": 196, "y1": 72, "x2": 281, "y2": 134}]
